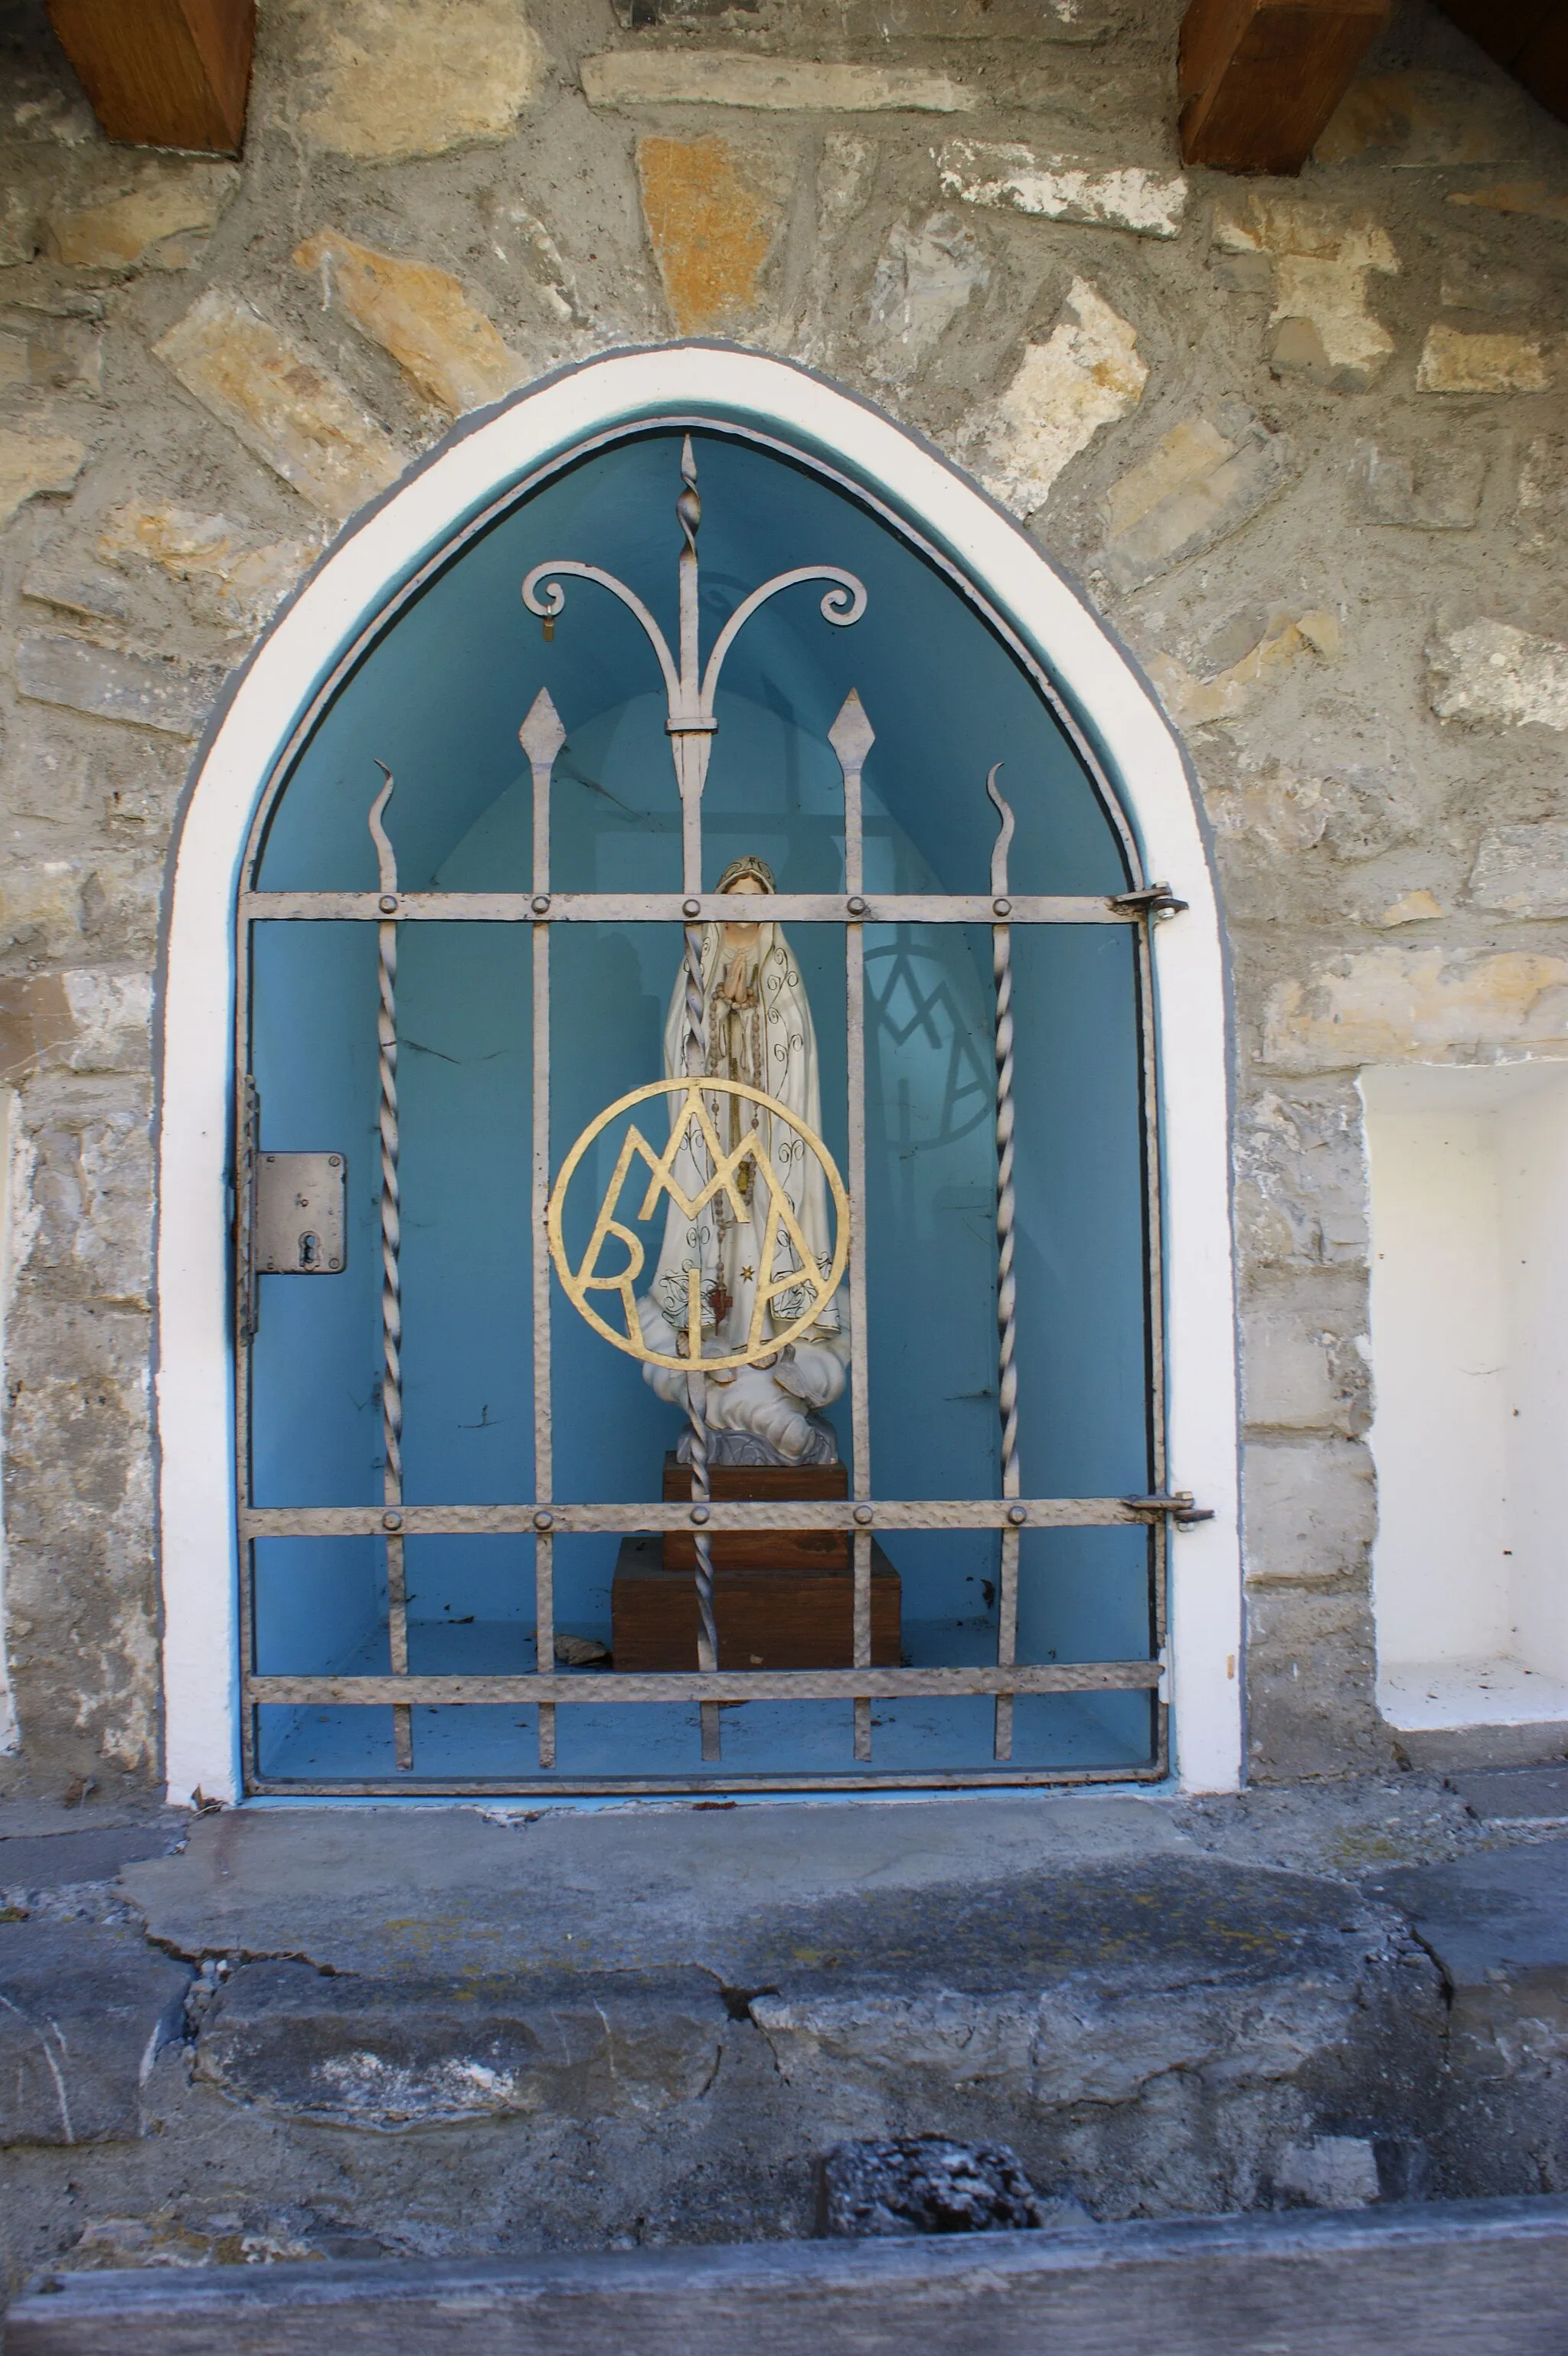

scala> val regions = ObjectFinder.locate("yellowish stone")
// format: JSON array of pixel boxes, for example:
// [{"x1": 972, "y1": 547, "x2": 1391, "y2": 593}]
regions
[
  {"x1": 1148, "y1": 609, "x2": 1341, "y2": 728},
  {"x1": 586, "y1": 53, "x2": 972, "y2": 113},
  {"x1": 1448, "y1": 182, "x2": 1568, "y2": 225},
  {"x1": 45, "y1": 163, "x2": 239, "y2": 270},
  {"x1": 97, "y1": 504, "x2": 320, "y2": 633},
  {"x1": 637, "y1": 136, "x2": 780, "y2": 336},
  {"x1": 1416, "y1": 324, "x2": 1550, "y2": 395},
  {"x1": 1263, "y1": 948, "x2": 1568, "y2": 1071},
  {"x1": 0, "y1": 425, "x2": 86, "y2": 528},
  {"x1": 295, "y1": 230, "x2": 523, "y2": 417},
  {"x1": 1376, "y1": 890, "x2": 1443, "y2": 926},
  {"x1": 1214, "y1": 199, "x2": 1397, "y2": 391},
  {"x1": 153, "y1": 292, "x2": 401, "y2": 522},
  {"x1": 290, "y1": 0, "x2": 547, "y2": 161},
  {"x1": 974, "y1": 279, "x2": 1145, "y2": 515}
]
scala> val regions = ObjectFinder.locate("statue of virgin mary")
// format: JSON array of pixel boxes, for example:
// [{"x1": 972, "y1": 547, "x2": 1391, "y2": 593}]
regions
[{"x1": 636, "y1": 854, "x2": 849, "y2": 1466}]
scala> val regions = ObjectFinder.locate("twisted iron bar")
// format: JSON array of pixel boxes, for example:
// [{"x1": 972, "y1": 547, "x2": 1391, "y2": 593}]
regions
[
  {"x1": 370, "y1": 766, "x2": 403, "y2": 1500},
  {"x1": 369, "y1": 763, "x2": 410, "y2": 1768},
  {"x1": 681, "y1": 919, "x2": 721, "y2": 1760},
  {"x1": 988, "y1": 765, "x2": 1018, "y2": 1499},
  {"x1": 987, "y1": 764, "x2": 1021, "y2": 1762}
]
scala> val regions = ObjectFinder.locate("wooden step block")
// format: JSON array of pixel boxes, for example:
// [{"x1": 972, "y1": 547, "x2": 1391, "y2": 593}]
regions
[
  {"x1": 661, "y1": 1451, "x2": 849, "y2": 1570},
  {"x1": 612, "y1": 1534, "x2": 901, "y2": 1673}
]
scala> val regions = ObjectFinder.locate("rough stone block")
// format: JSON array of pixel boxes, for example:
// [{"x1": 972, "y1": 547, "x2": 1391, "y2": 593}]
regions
[
  {"x1": 971, "y1": 279, "x2": 1145, "y2": 515},
  {"x1": 196, "y1": 1962, "x2": 726, "y2": 2128},
  {"x1": 1275, "y1": 2134, "x2": 1380, "y2": 2206},
  {"x1": 1429, "y1": 619, "x2": 1568, "y2": 732},
  {"x1": 583, "y1": 53, "x2": 975, "y2": 112},
  {"x1": 96, "y1": 504, "x2": 318, "y2": 634},
  {"x1": 1243, "y1": 1583, "x2": 1383, "y2": 1779},
  {"x1": 637, "y1": 136, "x2": 782, "y2": 335},
  {"x1": 1214, "y1": 198, "x2": 1396, "y2": 391},
  {"x1": 1243, "y1": 1302, "x2": 1366, "y2": 1435},
  {"x1": 0, "y1": 426, "x2": 86, "y2": 529},
  {"x1": 29, "y1": 1095, "x2": 155, "y2": 1303},
  {"x1": 1448, "y1": 181, "x2": 1568, "y2": 225},
  {"x1": 1517, "y1": 434, "x2": 1566, "y2": 552},
  {"x1": 1439, "y1": 248, "x2": 1541, "y2": 314},
  {"x1": 1468, "y1": 823, "x2": 1568, "y2": 918},
  {"x1": 937, "y1": 142, "x2": 1187, "y2": 238},
  {"x1": 22, "y1": 551, "x2": 139, "y2": 626},
  {"x1": 15, "y1": 633, "x2": 227, "y2": 739},
  {"x1": 0, "y1": 1819, "x2": 180, "y2": 1893},
  {"x1": 291, "y1": 0, "x2": 547, "y2": 159},
  {"x1": 1262, "y1": 947, "x2": 1568, "y2": 1070},
  {"x1": 866, "y1": 214, "x2": 988, "y2": 384},
  {"x1": 0, "y1": 306, "x2": 102, "y2": 394},
  {"x1": 0, "y1": 1919, "x2": 190, "y2": 2145},
  {"x1": 44, "y1": 162, "x2": 239, "y2": 269},
  {"x1": 1243, "y1": 1437, "x2": 1375, "y2": 1585},
  {"x1": 1354, "y1": 442, "x2": 1486, "y2": 528},
  {"x1": 1315, "y1": 71, "x2": 1527, "y2": 166},
  {"x1": 1147, "y1": 608, "x2": 1340, "y2": 727},
  {"x1": 153, "y1": 292, "x2": 402, "y2": 521},
  {"x1": 1099, "y1": 407, "x2": 1295, "y2": 590},
  {"x1": 1235, "y1": 1087, "x2": 1369, "y2": 1272},
  {"x1": 1369, "y1": 1843, "x2": 1568, "y2": 2194},
  {"x1": 1416, "y1": 325, "x2": 1549, "y2": 394},
  {"x1": 295, "y1": 230, "x2": 523, "y2": 417}
]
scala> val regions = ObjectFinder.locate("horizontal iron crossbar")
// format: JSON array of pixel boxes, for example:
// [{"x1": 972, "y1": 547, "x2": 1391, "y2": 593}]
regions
[
  {"x1": 241, "y1": 891, "x2": 1135, "y2": 926},
  {"x1": 242, "y1": 1497, "x2": 1164, "y2": 1537},
  {"x1": 247, "y1": 1663, "x2": 1161, "y2": 1705}
]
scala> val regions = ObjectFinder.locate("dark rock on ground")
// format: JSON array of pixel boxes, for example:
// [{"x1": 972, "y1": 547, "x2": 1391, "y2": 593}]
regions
[
  {"x1": 817, "y1": 2136, "x2": 1088, "y2": 2236},
  {"x1": 0, "y1": 1920, "x2": 191, "y2": 2145}
]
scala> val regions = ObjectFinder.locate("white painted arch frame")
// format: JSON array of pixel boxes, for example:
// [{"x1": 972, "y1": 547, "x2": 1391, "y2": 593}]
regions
[{"x1": 156, "y1": 344, "x2": 1242, "y2": 1805}]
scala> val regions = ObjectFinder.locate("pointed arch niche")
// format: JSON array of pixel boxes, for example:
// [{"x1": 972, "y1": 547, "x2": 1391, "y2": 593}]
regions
[{"x1": 156, "y1": 347, "x2": 1240, "y2": 1804}]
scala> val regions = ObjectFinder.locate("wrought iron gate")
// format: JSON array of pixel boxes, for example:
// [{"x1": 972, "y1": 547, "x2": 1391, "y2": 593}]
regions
[{"x1": 234, "y1": 420, "x2": 1198, "y2": 1795}]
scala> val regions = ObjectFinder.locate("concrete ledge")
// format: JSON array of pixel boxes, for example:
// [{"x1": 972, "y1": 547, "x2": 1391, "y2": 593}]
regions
[{"x1": 11, "y1": 2198, "x2": 1568, "y2": 2356}]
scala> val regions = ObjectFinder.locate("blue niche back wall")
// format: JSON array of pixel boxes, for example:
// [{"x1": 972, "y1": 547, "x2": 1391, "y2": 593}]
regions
[{"x1": 249, "y1": 426, "x2": 1154, "y2": 1763}]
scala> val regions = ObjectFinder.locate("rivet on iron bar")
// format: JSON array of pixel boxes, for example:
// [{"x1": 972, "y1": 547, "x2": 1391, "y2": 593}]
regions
[
  {"x1": 994, "y1": 897, "x2": 1012, "y2": 919},
  {"x1": 379, "y1": 894, "x2": 398, "y2": 915},
  {"x1": 532, "y1": 894, "x2": 550, "y2": 916},
  {"x1": 847, "y1": 895, "x2": 867, "y2": 917},
  {"x1": 534, "y1": 1509, "x2": 554, "y2": 1531},
  {"x1": 1008, "y1": 1505, "x2": 1027, "y2": 1525},
  {"x1": 683, "y1": 897, "x2": 701, "y2": 918},
  {"x1": 383, "y1": 1511, "x2": 403, "y2": 1532},
  {"x1": 691, "y1": 1505, "x2": 710, "y2": 1524},
  {"x1": 854, "y1": 1505, "x2": 874, "y2": 1525}
]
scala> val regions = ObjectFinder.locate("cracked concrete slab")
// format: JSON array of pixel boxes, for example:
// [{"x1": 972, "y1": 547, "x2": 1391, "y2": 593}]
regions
[{"x1": 0, "y1": 1920, "x2": 191, "y2": 2145}]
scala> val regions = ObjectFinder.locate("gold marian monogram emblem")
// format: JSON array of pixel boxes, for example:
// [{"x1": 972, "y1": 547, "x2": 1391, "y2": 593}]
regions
[{"x1": 547, "y1": 1078, "x2": 848, "y2": 1373}]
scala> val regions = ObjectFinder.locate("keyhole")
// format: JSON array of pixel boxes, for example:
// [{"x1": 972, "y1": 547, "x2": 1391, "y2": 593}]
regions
[{"x1": 298, "y1": 1231, "x2": 320, "y2": 1269}]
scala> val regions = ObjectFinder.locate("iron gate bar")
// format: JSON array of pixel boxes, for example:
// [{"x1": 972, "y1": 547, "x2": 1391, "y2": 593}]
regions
[
  {"x1": 987, "y1": 766, "x2": 1022, "y2": 1765},
  {"x1": 235, "y1": 418, "x2": 1175, "y2": 1795},
  {"x1": 241, "y1": 1497, "x2": 1171, "y2": 1536},
  {"x1": 828, "y1": 690, "x2": 876, "y2": 1766},
  {"x1": 368, "y1": 766, "x2": 413, "y2": 1772},
  {"x1": 521, "y1": 686, "x2": 566, "y2": 1773},
  {"x1": 240, "y1": 892, "x2": 1137, "y2": 926},
  {"x1": 247, "y1": 1662, "x2": 1161, "y2": 1705}
]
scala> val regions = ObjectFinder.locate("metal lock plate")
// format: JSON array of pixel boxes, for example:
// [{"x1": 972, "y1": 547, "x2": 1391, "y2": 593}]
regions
[{"x1": 254, "y1": 1152, "x2": 346, "y2": 1274}]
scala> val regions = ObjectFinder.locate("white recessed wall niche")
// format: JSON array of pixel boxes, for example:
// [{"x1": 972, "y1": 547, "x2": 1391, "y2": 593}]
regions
[{"x1": 1363, "y1": 1061, "x2": 1568, "y2": 1753}]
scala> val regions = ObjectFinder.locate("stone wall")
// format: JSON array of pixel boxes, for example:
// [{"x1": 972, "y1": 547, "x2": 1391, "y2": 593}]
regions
[{"x1": 0, "y1": 0, "x2": 1564, "y2": 1792}]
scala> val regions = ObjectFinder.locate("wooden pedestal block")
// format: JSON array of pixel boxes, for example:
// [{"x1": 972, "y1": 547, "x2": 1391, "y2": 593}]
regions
[
  {"x1": 612, "y1": 1534, "x2": 902, "y2": 1672},
  {"x1": 660, "y1": 1452, "x2": 849, "y2": 1570}
]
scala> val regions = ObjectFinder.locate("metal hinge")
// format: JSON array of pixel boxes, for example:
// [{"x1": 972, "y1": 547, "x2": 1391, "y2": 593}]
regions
[
  {"x1": 1108, "y1": 883, "x2": 1189, "y2": 919},
  {"x1": 1122, "y1": 1491, "x2": 1216, "y2": 1528}
]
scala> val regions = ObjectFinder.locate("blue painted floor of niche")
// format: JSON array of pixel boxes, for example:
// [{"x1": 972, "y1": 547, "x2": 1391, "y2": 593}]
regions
[{"x1": 254, "y1": 1619, "x2": 1157, "y2": 1783}]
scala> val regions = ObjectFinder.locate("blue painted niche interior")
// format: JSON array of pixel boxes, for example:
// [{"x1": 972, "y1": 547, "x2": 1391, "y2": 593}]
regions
[{"x1": 248, "y1": 426, "x2": 1156, "y2": 1785}]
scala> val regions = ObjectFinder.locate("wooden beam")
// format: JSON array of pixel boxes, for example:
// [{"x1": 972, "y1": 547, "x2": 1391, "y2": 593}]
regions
[
  {"x1": 1431, "y1": 0, "x2": 1568, "y2": 127},
  {"x1": 1179, "y1": 0, "x2": 1390, "y2": 172},
  {"x1": 9, "y1": 2196, "x2": 1568, "y2": 2356},
  {"x1": 45, "y1": 0, "x2": 254, "y2": 155}
]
